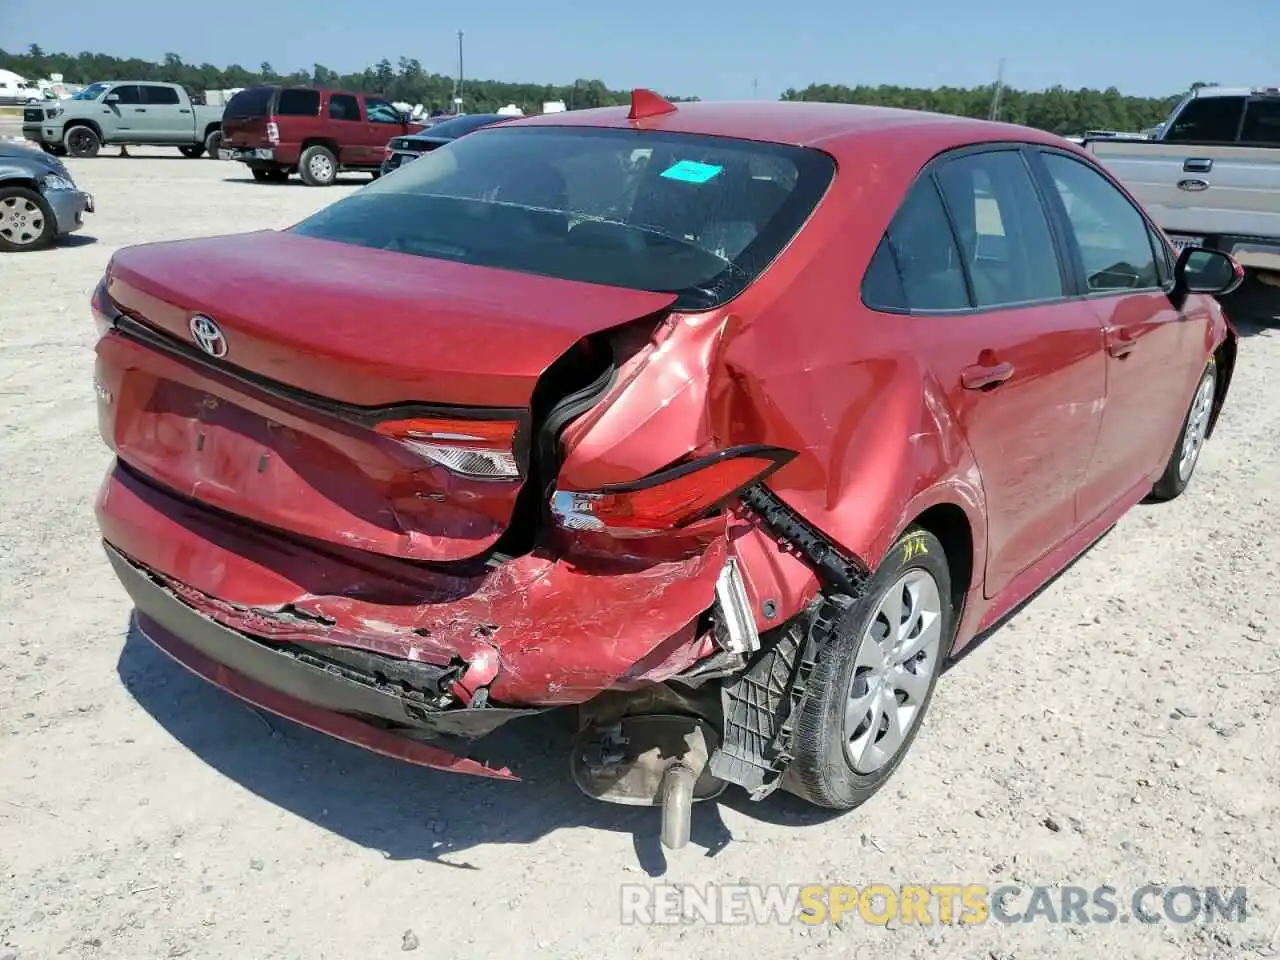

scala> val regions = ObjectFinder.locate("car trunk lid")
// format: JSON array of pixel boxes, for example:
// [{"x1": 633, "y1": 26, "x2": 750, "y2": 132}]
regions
[{"x1": 97, "y1": 230, "x2": 676, "y2": 564}]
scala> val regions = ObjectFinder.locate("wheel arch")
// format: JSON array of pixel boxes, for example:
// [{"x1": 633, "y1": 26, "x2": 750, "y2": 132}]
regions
[
  {"x1": 1206, "y1": 330, "x2": 1237, "y2": 441},
  {"x1": 203, "y1": 121, "x2": 222, "y2": 138},
  {"x1": 63, "y1": 119, "x2": 103, "y2": 140},
  {"x1": 905, "y1": 501, "x2": 975, "y2": 628},
  {"x1": 300, "y1": 137, "x2": 340, "y2": 157}
]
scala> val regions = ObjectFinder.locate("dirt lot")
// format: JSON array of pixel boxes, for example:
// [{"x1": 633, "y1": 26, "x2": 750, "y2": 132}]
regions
[{"x1": 2, "y1": 151, "x2": 1280, "y2": 960}]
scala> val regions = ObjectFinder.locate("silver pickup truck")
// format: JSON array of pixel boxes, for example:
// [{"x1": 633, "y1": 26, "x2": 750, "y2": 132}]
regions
[
  {"x1": 22, "y1": 81, "x2": 224, "y2": 159},
  {"x1": 1085, "y1": 86, "x2": 1280, "y2": 300}
]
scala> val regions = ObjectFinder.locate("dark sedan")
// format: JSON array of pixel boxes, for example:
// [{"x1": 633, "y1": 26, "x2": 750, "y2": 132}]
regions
[{"x1": 380, "y1": 112, "x2": 509, "y2": 175}]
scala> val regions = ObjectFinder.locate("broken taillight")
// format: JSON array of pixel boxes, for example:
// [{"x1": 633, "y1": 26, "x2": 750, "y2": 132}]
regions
[
  {"x1": 551, "y1": 445, "x2": 796, "y2": 537},
  {"x1": 373, "y1": 416, "x2": 521, "y2": 480}
]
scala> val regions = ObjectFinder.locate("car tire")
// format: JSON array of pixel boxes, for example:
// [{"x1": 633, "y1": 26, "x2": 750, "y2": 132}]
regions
[
  {"x1": 783, "y1": 526, "x2": 954, "y2": 810},
  {"x1": 1149, "y1": 356, "x2": 1218, "y2": 503},
  {"x1": 0, "y1": 185, "x2": 58, "y2": 253},
  {"x1": 205, "y1": 130, "x2": 223, "y2": 156},
  {"x1": 299, "y1": 145, "x2": 338, "y2": 186},
  {"x1": 179, "y1": 145, "x2": 205, "y2": 159},
  {"x1": 65, "y1": 125, "x2": 100, "y2": 159}
]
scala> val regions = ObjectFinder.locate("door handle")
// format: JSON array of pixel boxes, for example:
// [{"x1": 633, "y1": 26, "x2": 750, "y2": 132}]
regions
[
  {"x1": 961, "y1": 360, "x2": 1015, "y2": 390},
  {"x1": 1105, "y1": 326, "x2": 1139, "y2": 358},
  {"x1": 179, "y1": 108, "x2": 190, "y2": 114},
  {"x1": 134, "y1": 107, "x2": 146, "y2": 112},
  {"x1": 1183, "y1": 157, "x2": 1213, "y2": 173}
]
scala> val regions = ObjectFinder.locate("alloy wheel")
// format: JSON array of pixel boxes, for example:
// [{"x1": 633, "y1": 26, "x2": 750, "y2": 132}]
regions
[{"x1": 843, "y1": 568, "x2": 944, "y2": 774}]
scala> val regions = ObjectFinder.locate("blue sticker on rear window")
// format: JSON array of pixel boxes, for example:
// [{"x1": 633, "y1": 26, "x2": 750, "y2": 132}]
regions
[{"x1": 660, "y1": 160, "x2": 723, "y2": 183}]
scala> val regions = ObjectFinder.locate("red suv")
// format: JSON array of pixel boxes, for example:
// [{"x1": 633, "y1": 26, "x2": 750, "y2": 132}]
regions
[{"x1": 220, "y1": 85, "x2": 424, "y2": 185}]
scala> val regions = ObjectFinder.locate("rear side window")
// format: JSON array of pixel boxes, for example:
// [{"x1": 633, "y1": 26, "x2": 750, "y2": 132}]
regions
[
  {"x1": 862, "y1": 179, "x2": 970, "y2": 312},
  {"x1": 1041, "y1": 153, "x2": 1161, "y2": 291},
  {"x1": 224, "y1": 86, "x2": 275, "y2": 118},
  {"x1": 1165, "y1": 96, "x2": 1245, "y2": 143},
  {"x1": 289, "y1": 126, "x2": 835, "y2": 311},
  {"x1": 276, "y1": 88, "x2": 320, "y2": 117},
  {"x1": 141, "y1": 85, "x2": 180, "y2": 105},
  {"x1": 1240, "y1": 99, "x2": 1280, "y2": 145},
  {"x1": 934, "y1": 151, "x2": 1064, "y2": 307},
  {"x1": 329, "y1": 94, "x2": 361, "y2": 121}
]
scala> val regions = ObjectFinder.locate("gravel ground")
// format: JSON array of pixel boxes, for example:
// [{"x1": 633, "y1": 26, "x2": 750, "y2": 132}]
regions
[{"x1": 2, "y1": 151, "x2": 1279, "y2": 960}]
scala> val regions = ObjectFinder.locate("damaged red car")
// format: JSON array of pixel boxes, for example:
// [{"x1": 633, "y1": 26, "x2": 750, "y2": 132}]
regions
[{"x1": 93, "y1": 91, "x2": 1242, "y2": 848}]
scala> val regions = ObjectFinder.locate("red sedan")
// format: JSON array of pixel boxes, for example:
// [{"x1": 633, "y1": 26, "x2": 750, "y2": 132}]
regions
[{"x1": 91, "y1": 91, "x2": 1241, "y2": 847}]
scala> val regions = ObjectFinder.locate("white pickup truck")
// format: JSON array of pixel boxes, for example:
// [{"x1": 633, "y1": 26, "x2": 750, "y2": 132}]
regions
[{"x1": 1085, "y1": 85, "x2": 1280, "y2": 303}]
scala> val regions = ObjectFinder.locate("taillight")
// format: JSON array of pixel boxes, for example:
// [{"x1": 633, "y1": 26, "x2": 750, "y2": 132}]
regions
[
  {"x1": 373, "y1": 417, "x2": 521, "y2": 480},
  {"x1": 551, "y1": 445, "x2": 796, "y2": 538},
  {"x1": 91, "y1": 279, "x2": 117, "y2": 337},
  {"x1": 266, "y1": 121, "x2": 280, "y2": 145}
]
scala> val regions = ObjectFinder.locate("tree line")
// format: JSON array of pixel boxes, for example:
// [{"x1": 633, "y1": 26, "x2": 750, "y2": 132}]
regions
[{"x1": 2, "y1": 44, "x2": 1197, "y2": 133}]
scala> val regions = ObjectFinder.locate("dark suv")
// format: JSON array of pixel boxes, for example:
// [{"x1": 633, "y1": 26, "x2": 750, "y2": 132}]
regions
[
  {"x1": 221, "y1": 85, "x2": 425, "y2": 185},
  {"x1": 380, "y1": 113, "x2": 509, "y2": 175}
]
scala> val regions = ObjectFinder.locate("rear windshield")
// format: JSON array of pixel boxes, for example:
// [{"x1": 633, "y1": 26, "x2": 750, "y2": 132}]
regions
[
  {"x1": 289, "y1": 126, "x2": 835, "y2": 309},
  {"x1": 224, "y1": 86, "x2": 276, "y2": 119}
]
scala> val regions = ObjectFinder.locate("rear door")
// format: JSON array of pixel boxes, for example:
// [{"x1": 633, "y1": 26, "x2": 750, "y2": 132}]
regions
[
  {"x1": 1032, "y1": 149, "x2": 1202, "y2": 521},
  {"x1": 220, "y1": 86, "x2": 275, "y2": 148},
  {"x1": 362, "y1": 95, "x2": 404, "y2": 165},
  {"x1": 863, "y1": 146, "x2": 1108, "y2": 600},
  {"x1": 326, "y1": 92, "x2": 365, "y2": 166},
  {"x1": 138, "y1": 84, "x2": 187, "y2": 142}
]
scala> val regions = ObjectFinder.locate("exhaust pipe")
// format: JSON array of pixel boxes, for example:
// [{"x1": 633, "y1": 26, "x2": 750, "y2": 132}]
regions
[{"x1": 658, "y1": 763, "x2": 696, "y2": 850}]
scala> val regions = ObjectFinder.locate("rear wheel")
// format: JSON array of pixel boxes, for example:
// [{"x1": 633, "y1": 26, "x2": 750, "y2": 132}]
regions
[
  {"x1": 784, "y1": 527, "x2": 953, "y2": 809},
  {"x1": 179, "y1": 144, "x2": 205, "y2": 159},
  {"x1": 299, "y1": 145, "x2": 337, "y2": 186},
  {"x1": 204, "y1": 130, "x2": 223, "y2": 156},
  {"x1": 1149, "y1": 357, "x2": 1218, "y2": 502},
  {"x1": 65, "y1": 125, "x2": 100, "y2": 158},
  {"x1": 0, "y1": 186, "x2": 57, "y2": 252}
]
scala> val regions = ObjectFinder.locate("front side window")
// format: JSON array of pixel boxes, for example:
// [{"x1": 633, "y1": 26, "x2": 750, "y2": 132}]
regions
[
  {"x1": 1164, "y1": 96, "x2": 1245, "y2": 143},
  {"x1": 290, "y1": 126, "x2": 835, "y2": 310},
  {"x1": 862, "y1": 177, "x2": 970, "y2": 312},
  {"x1": 276, "y1": 88, "x2": 320, "y2": 117},
  {"x1": 328, "y1": 94, "x2": 361, "y2": 121},
  {"x1": 365, "y1": 97, "x2": 401, "y2": 124},
  {"x1": 1041, "y1": 153, "x2": 1161, "y2": 292},
  {"x1": 1240, "y1": 99, "x2": 1280, "y2": 145},
  {"x1": 109, "y1": 85, "x2": 141, "y2": 105},
  {"x1": 934, "y1": 150, "x2": 1064, "y2": 307}
]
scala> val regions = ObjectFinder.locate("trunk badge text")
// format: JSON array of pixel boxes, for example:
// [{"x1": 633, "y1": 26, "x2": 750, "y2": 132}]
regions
[{"x1": 189, "y1": 314, "x2": 228, "y2": 358}]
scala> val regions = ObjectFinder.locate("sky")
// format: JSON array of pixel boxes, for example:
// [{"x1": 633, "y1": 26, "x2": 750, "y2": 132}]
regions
[{"x1": 2, "y1": 0, "x2": 1275, "y2": 101}]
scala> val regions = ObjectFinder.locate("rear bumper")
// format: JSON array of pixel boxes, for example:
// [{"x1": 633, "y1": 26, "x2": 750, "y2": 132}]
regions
[
  {"x1": 111, "y1": 543, "x2": 524, "y2": 779},
  {"x1": 96, "y1": 461, "x2": 724, "y2": 707}
]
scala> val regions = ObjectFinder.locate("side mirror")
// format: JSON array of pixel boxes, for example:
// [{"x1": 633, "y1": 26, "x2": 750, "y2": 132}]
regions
[
  {"x1": 104, "y1": 93, "x2": 119, "y2": 103},
  {"x1": 1173, "y1": 246, "x2": 1245, "y2": 299}
]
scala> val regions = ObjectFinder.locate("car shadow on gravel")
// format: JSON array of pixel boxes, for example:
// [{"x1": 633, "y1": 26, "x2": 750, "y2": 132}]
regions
[
  {"x1": 117, "y1": 619, "x2": 842, "y2": 875},
  {"x1": 220, "y1": 176, "x2": 375, "y2": 187}
]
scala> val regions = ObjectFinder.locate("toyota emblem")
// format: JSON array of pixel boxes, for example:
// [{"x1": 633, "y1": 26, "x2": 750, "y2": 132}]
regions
[{"x1": 189, "y1": 314, "x2": 227, "y2": 358}]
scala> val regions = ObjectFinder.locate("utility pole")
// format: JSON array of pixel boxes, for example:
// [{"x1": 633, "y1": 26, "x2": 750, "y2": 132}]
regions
[
  {"x1": 988, "y1": 58, "x2": 1006, "y2": 121},
  {"x1": 454, "y1": 30, "x2": 464, "y2": 114},
  {"x1": 753, "y1": 76, "x2": 759, "y2": 99}
]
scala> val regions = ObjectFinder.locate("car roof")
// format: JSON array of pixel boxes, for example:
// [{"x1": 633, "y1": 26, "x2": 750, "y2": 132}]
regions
[{"x1": 507, "y1": 99, "x2": 1072, "y2": 154}]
